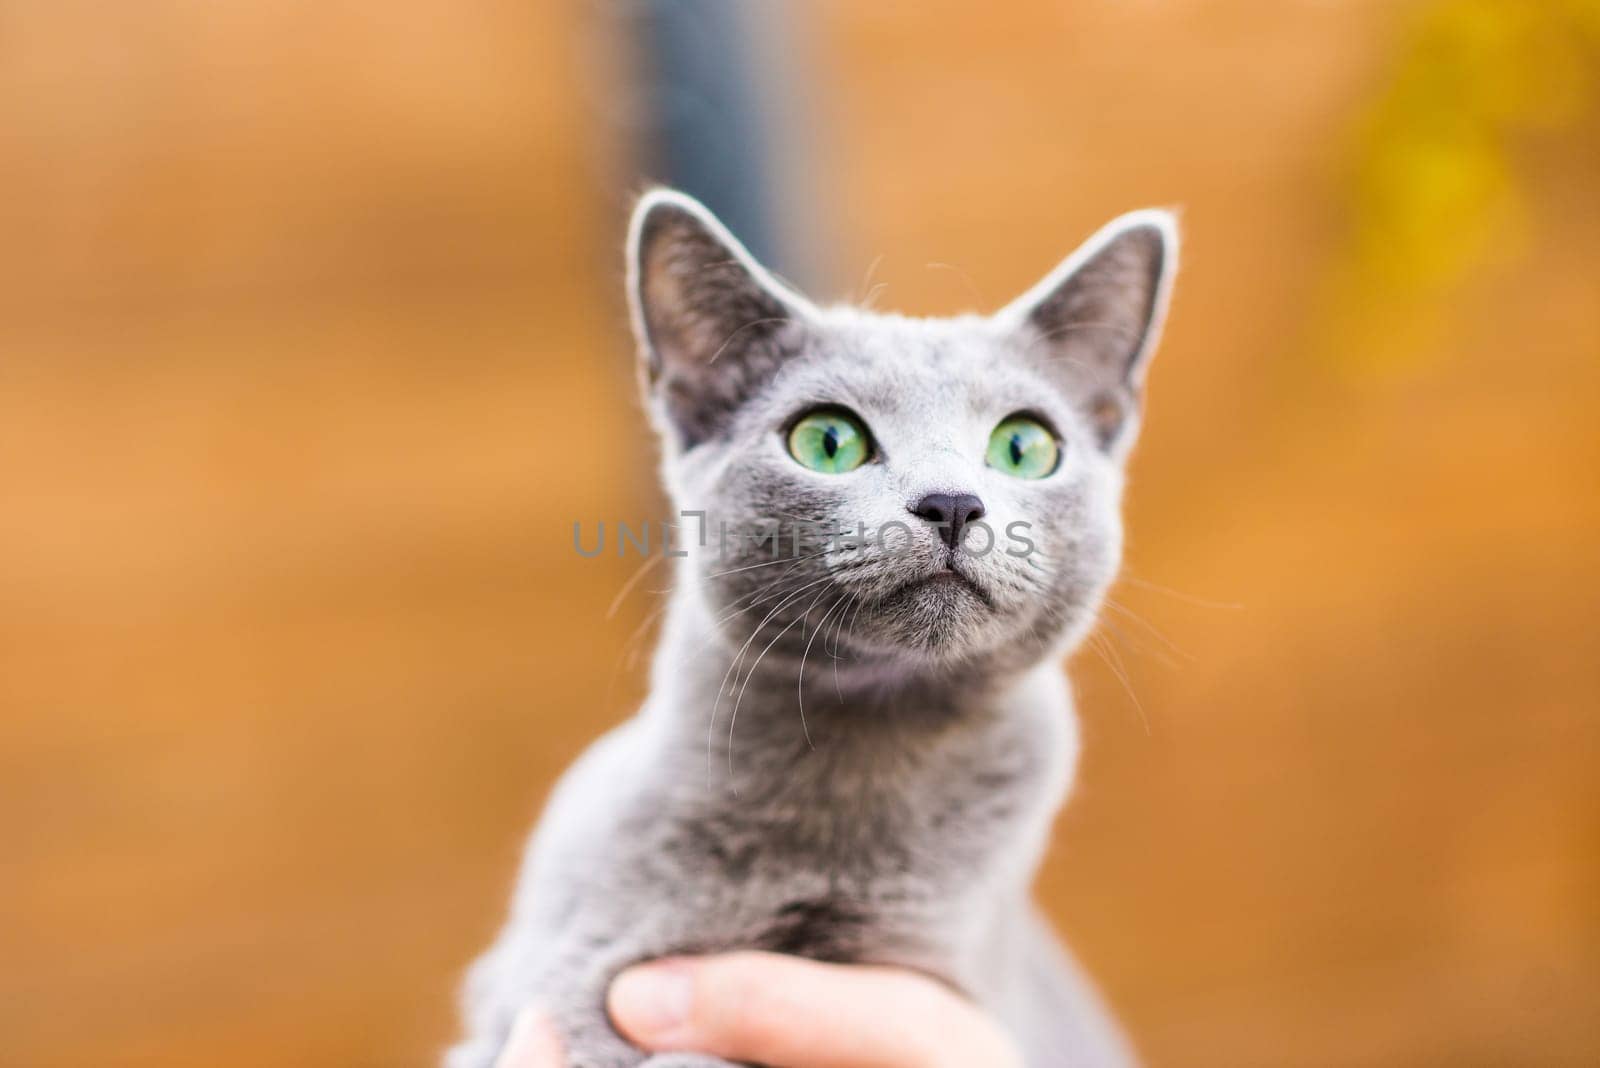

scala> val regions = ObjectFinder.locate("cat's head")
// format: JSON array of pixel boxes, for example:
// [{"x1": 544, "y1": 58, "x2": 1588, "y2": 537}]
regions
[{"x1": 627, "y1": 190, "x2": 1176, "y2": 677}]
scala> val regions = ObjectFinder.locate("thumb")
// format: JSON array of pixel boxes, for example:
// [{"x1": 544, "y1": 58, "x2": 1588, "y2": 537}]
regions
[
  {"x1": 607, "y1": 952, "x2": 1020, "y2": 1068},
  {"x1": 493, "y1": 1006, "x2": 565, "y2": 1068}
]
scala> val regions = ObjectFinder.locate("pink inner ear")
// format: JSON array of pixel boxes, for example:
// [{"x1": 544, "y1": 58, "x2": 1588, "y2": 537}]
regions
[
  {"x1": 1090, "y1": 394, "x2": 1123, "y2": 435},
  {"x1": 1000, "y1": 214, "x2": 1176, "y2": 402}
]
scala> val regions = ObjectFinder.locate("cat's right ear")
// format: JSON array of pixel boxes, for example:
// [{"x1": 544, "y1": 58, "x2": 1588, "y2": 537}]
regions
[{"x1": 626, "y1": 190, "x2": 814, "y2": 450}]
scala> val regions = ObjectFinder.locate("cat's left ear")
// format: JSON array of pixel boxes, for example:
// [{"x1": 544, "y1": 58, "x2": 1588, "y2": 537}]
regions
[{"x1": 994, "y1": 210, "x2": 1178, "y2": 457}]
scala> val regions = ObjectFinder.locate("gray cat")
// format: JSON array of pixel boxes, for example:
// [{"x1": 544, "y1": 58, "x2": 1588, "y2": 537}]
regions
[{"x1": 447, "y1": 189, "x2": 1178, "y2": 1067}]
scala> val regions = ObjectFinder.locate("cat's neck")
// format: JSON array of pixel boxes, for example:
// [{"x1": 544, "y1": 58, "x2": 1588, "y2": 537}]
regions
[{"x1": 634, "y1": 586, "x2": 1078, "y2": 853}]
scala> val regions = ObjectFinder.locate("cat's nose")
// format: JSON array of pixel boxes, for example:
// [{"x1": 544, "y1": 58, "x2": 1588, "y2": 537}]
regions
[{"x1": 910, "y1": 492, "x2": 987, "y2": 550}]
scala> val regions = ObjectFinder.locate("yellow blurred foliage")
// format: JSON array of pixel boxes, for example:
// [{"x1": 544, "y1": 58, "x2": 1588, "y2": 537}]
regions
[{"x1": 1321, "y1": 0, "x2": 1599, "y2": 374}]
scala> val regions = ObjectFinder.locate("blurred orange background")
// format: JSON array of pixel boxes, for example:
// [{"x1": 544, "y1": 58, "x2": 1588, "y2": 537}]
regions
[{"x1": 2, "y1": 2, "x2": 1597, "y2": 1065}]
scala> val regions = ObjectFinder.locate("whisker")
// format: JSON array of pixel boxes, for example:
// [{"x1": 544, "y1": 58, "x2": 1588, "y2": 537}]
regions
[
  {"x1": 828, "y1": 592, "x2": 862, "y2": 702},
  {"x1": 1120, "y1": 570, "x2": 1244, "y2": 610},
  {"x1": 707, "y1": 574, "x2": 834, "y2": 789},
  {"x1": 1100, "y1": 612, "x2": 1181, "y2": 673},
  {"x1": 855, "y1": 253, "x2": 886, "y2": 304},
  {"x1": 1089, "y1": 630, "x2": 1149, "y2": 735},
  {"x1": 1104, "y1": 596, "x2": 1192, "y2": 664},
  {"x1": 605, "y1": 552, "x2": 666, "y2": 620},
  {"x1": 707, "y1": 317, "x2": 791, "y2": 366},
  {"x1": 1024, "y1": 320, "x2": 1141, "y2": 362},
  {"x1": 728, "y1": 585, "x2": 830, "y2": 780},
  {"x1": 924, "y1": 260, "x2": 984, "y2": 309},
  {"x1": 706, "y1": 550, "x2": 830, "y2": 580},
  {"x1": 797, "y1": 593, "x2": 849, "y2": 749}
]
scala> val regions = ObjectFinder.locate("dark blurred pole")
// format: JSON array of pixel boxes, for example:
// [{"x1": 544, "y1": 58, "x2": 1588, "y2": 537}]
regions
[{"x1": 622, "y1": 0, "x2": 820, "y2": 288}]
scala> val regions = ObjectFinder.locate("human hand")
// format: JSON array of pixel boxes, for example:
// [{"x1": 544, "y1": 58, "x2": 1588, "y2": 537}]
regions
[{"x1": 493, "y1": 951, "x2": 1022, "y2": 1068}]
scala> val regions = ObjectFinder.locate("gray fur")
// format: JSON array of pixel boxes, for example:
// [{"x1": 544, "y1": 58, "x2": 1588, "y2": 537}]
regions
[{"x1": 447, "y1": 190, "x2": 1177, "y2": 1068}]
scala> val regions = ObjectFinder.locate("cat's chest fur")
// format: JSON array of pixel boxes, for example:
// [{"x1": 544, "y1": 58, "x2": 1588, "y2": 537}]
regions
[{"x1": 578, "y1": 669, "x2": 1077, "y2": 969}]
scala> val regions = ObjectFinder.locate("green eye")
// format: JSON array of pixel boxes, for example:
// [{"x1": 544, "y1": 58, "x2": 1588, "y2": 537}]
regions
[
  {"x1": 787, "y1": 408, "x2": 871, "y2": 473},
  {"x1": 986, "y1": 415, "x2": 1060, "y2": 479}
]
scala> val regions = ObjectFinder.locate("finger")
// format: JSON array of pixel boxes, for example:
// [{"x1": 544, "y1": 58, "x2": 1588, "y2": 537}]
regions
[
  {"x1": 607, "y1": 952, "x2": 1021, "y2": 1068},
  {"x1": 494, "y1": 1006, "x2": 565, "y2": 1068}
]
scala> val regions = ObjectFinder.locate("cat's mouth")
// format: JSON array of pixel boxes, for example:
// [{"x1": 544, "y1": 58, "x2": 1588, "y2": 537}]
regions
[{"x1": 897, "y1": 561, "x2": 994, "y2": 609}]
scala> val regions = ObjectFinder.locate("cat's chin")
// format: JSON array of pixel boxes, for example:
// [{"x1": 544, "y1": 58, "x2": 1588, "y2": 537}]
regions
[
  {"x1": 866, "y1": 569, "x2": 1002, "y2": 656},
  {"x1": 898, "y1": 570, "x2": 993, "y2": 611}
]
